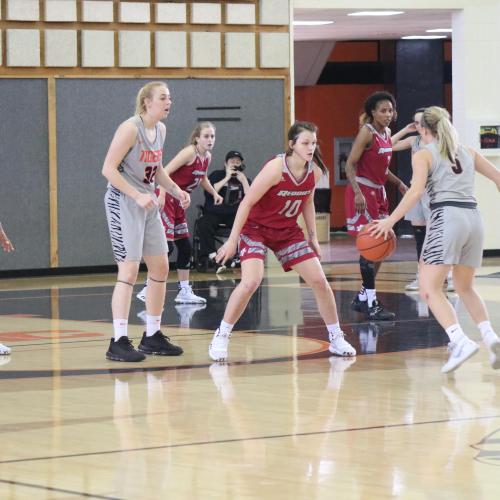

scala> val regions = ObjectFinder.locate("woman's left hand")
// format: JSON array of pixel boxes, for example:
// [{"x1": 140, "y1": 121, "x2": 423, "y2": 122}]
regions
[
  {"x1": 308, "y1": 238, "x2": 322, "y2": 261},
  {"x1": 369, "y1": 219, "x2": 395, "y2": 240}
]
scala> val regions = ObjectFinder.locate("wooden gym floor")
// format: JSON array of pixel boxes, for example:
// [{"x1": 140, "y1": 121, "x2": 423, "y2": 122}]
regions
[{"x1": 0, "y1": 235, "x2": 499, "y2": 499}]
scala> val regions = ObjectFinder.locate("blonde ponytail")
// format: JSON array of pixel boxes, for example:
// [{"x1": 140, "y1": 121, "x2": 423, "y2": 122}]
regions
[{"x1": 421, "y1": 106, "x2": 458, "y2": 162}]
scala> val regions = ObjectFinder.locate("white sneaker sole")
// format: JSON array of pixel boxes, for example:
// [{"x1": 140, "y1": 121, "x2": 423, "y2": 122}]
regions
[
  {"x1": 0, "y1": 346, "x2": 11, "y2": 355},
  {"x1": 209, "y1": 347, "x2": 228, "y2": 362},
  {"x1": 441, "y1": 342, "x2": 479, "y2": 374},
  {"x1": 175, "y1": 298, "x2": 207, "y2": 304},
  {"x1": 328, "y1": 344, "x2": 356, "y2": 357}
]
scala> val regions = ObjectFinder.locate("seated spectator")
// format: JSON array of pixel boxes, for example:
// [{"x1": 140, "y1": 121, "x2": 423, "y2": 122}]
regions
[{"x1": 196, "y1": 150, "x2": 250, "y2": 272}]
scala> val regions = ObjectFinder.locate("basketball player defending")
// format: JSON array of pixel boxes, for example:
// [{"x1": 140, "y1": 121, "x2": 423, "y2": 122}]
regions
[
  {"x1": 208, "y1": 121, "x2": 356, "y2": 362},
  {"x1": 137, "y1": 122, "x2": 223, "y2": 305},
  {"x1": 103, "y1": 82, "x2": 189, "y2": 362},
  {"x1": 371, "y1": 106, "x2": 500, "y2": 373},
  {"x1": 345, "y1": 91, "x2": 408, "y2": 320}
]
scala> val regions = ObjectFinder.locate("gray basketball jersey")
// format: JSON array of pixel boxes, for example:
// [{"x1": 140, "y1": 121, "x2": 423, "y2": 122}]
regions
[
  {"x1": 109, "y1": 115, "x2": 165, "y2": 195},
  {"x1": 424, "y1": 142, "x2": 476, "y2": 204}
]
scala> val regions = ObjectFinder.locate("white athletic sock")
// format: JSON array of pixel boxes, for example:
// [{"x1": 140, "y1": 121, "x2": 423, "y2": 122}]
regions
[
  {"x1": 113, "y1": 319, "x2": 128, "y2": 341},
  {"x1": 327, "y1": 322, "x2": 343, "y2": 337},
  {"x1": 478, "y1": 320, "x2": 498, "y2": 347},
  {"x1": 219, "y1": 320, "x2": 234, "y2": 337},
  {"x1": 358, "y1": 287, "x2": 367, "y2": 301},
  {"x1": 146, "y1": 315, "x2": 161, "y2": 337},
  {"x1": 179, "y1": 280, "x2": 189, "y2": 290},
  {"x1": 366, "y1": 289, "x2": 377, "y2": 308},
  {"x1": 445, "y1": 324, "x2": 466, "y2": 344}
]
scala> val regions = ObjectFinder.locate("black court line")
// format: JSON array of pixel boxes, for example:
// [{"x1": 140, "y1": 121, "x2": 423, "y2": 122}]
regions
[
  {"x1": 1, "y1": 413, "x2": 498, "y2": 465},
  {"x1": 0, "y1": 272, "x2": 426, "y2": 302},
  {"x1": 0, "y1": 479, "x2": 122, "y2": 499},
  {"x1": 0, "y1": 353, "x2": 324, "y2": 380},
  {"x1": 4, "y1": 316, "x2": 440, "y2": 349}
]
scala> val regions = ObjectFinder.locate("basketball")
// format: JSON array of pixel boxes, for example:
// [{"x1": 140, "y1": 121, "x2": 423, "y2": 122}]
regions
[{"x1": 356, "y1": 224, "x2": 396, "y2": 262}]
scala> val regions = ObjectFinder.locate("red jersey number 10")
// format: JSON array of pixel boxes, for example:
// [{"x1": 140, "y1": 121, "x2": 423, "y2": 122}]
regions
[{"x1": 278, "y1": 199, "x2": 302, "y2": 218}]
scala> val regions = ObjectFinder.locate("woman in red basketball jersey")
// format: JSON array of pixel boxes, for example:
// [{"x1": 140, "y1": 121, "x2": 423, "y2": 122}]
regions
[
  {"x1": 345, "y1": 91, "x2": 408, "y2": 320},
  {"x1": 208, "y1": 121, "x2": 356, "y2": 362},
  {"x1": 137, "y1": 122, "x2": 223, "y2": 305}
]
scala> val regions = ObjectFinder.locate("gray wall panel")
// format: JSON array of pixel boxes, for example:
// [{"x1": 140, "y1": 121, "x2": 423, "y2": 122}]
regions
[
  {"x1": 0, "y1": 79, "x2": 50, "y2": 271},
  {"x1": 56, "y1": 78, "x2": 284, "y2": 268}
]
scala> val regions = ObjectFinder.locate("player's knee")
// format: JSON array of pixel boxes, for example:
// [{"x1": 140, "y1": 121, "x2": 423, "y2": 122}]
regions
[
  {"x1": 118, "y1": 270, "x2": 138, "y2": 285},
  {"x1": 419, "y1": 289, "x2": 430, "y2": 303},
  {"x1": 117, "y1": 261, "x2": 140, "y2": 284},
  {"x1": 453, "y1": 280, "x2": 471, "y2": 296},
  {"x1": 175, "y1": 238, "x2": 192, "y2": 269},
  {"x1": 240, "y1": 277, "x2": 261, "y2": 295},
  {"x1": 419, "y1": 282, "x2": 439, "y2": 302},
  {"x1": 149, "y1": 262, "x2": 169, "y2": 281},
  {"x1": 309, "y1": 275, "x2": 330, "y2": 293}
]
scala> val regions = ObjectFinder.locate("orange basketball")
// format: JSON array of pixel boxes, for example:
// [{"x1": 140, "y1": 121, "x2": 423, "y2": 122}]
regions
[{"x1": 356, "y1": 224, "x2": 396, "y2": 262}]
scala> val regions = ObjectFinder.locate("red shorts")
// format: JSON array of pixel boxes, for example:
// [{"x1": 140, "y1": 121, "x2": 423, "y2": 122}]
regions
[
  {"x1": 345, "y1": 183, "x2": 389, "y2": 235},
  {"x1": 238, "y1": 222, "x2": 316, "y2": 272},
  {"x1": 159, "y1": 193, "x2": 189, "y2": 240}
]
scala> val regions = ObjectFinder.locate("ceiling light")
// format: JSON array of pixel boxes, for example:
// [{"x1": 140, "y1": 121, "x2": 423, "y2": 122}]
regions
[
  {"x1": 348, "y1": 11, "x2": 404, "y2": 16},
  {"x1": 426, "y1": 28, "x2": 452, "y2": 33},
  {"x1": 401, "y1": 35, "x2": 448, "y2": 39},
  {"x1": 293, "y1": 21, "x2": 334, "y2": 26}
]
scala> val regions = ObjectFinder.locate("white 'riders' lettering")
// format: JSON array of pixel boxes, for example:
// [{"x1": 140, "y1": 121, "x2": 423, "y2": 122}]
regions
[{"x1": 276, "y1": 189, "x2": 312, "y2": 197}]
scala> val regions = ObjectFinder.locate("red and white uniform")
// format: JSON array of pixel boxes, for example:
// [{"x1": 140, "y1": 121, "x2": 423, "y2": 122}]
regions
[
  {"x1": 160, "y1": 152, "x2": 210, "y2": 240},
  {"x1": 239, "y1": 154, "x2": 317, "y2": 272},
  {"x1": 345, "y1": 123, "x2": 392, "y2": 235}
]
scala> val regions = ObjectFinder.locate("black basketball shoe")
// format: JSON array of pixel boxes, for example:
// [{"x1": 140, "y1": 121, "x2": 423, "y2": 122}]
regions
[
  {"x1": 138, "y1": 331, "x2": 184, "y2": 356},
  {"x1": 367, "y1": 300, "x2": 396, "y2": 321},
  {"x1": 351, "y1": 294, "x2": 368, "y2": 313},
  {"x1": 106, "y1": 337, "x2": 146, "y2": 362}
]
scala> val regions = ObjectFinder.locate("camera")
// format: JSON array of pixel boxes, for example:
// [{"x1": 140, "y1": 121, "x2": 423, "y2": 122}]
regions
[{"x1": 231, "y1": 163, "x2": 245, "y2": 176}]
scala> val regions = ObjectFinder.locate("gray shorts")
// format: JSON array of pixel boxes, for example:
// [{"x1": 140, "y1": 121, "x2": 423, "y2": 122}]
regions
[
  {"x1": 405, "y1": 191, "x2": 431, "y2": 223},
  {"x1": 421, "y1": 205, "x2": 484, "y2": 267},
  {"x1": 104, "y1": 187, "x2": 168, "y2": 262}
]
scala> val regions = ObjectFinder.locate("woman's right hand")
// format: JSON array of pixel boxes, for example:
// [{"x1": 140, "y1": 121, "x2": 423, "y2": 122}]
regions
[
  {"x1": 216, "y1": 239, "x2": 237, "y2": 265},
  {"x1": 354, "y1": 191, "x2": 367, "y2": 213},
  {"x1": 135, "y1": 193, "x2": 157, "y2": 211}
]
